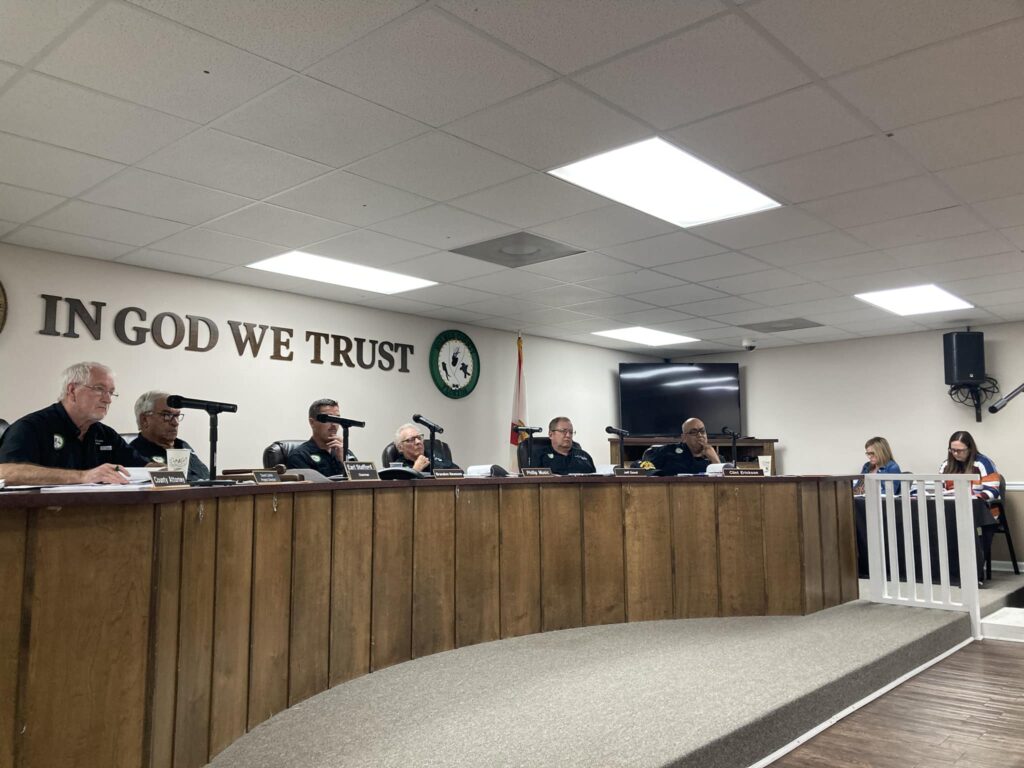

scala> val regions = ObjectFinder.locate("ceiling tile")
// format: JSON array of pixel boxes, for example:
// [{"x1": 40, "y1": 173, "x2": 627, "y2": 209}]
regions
[
  {"x1": 400, "y1": 283, "x2": 496, "y2": 307},
  {"x1": 1002, "y1": 225, "x2": 1024, "y2": 250},
  {"x1": 203, "y1": 204, "x2": 352, "y2": 247},
  {"x1": 575, "y1": 14, "x2": 808, "y2": 129},
  {"x1": 821, "y1": 269, "x2": 928, "y2": 294},
  {"x1": 417, "y1": 306, "x2": 494, "y2": 324},
  {"x1": 117, "y1": 249, "x2": 234, "y2": 277},
  {"x1": 0, "y1": 132, "x2": 123, "y2": 195},
  {"x1": 345, "y1": 132, "x2": 530, "y2": 201},
  {"x1": 576, "y1": 269, "x2": 685, "y2": 295},
  {"x1": 707, "y1": 307, "x2": 790, "y2": 326},
  {"x1": 654, "y1": 252, "x2": 767, "y2": 282},
  {"x1": 358, "y1": 295, "x2": 443, "y2": 316},
  {"x1": 31, "y1": 200, "x2": 188, "y2": 246},
  {"x1": 942, "y1": 269, "x2": 1024, "y2": 299},
  {"x1": 269, "y1": 170, "x2": 432, "y2": 226},
  {"x1": 0, "y1": 61, "x2": 18, "y2": 88},
  {"x1": 439, "y1": 0, "x2": 723, "y2": 74},
  {"x1": 370, "y1": 204, "x2": 512, "y2": 249},
  {"x1": 565, "y1": 296, "x2": 655, "y2": 317},
  {"x1": 774, "y1": 296, "x2": 865, "y2": 317},
  {"x1": 37, "y1": 3, "x2": 291, "y2": 123},
  {"x1": 700, "y1": 269, "x2": 805, "y2": 295},
  {"x1": 308, "y1": 8, "x2": 552, "y2": 125},
  {"x1": 973, "y1": 194, "x2": 1024, "y2": 229},
  {"x1": 739, "y1": 282, "x2": 842, "y2": 306},
  {"x1": 846, "y1": 207, "x2": 988, "y2": 250},
  {"x1": 214, "y1": 76, "x2": 428, "y2": 167},
  {"x1": 210, "y1": 266, "x2": 375, "y2": 304},
  {"x1": 137, "y1": 130, "x2": 332, "y2": 199},
  {"x1": 670, "y1": 85, "x2": 872, "y2": 172},
  {"x1": 520, "y1": 252, "x2": 636, "y2": 282},
  {"x1": 748, "y1": 0, "x2": 1020, "y2": 77},
  {"x1": 0, "y1": 183, "x2": 65, "y2": 222},
  {"x1": 689, "y1": 207, "x2": 832, "y2": 250},
  {"x1": 0, "y1": 220, "x2": 17, "y2": 237},
  {"x1": 82, "y1": 168, "x2": 251, "y2": 225},
  {"x1": 884, "y1": 231, "x2": 1013, "y2": 267},
  {"x1": 449, "y1": 173, "x2": 608, "y2": 229},
  {"x1": 743, "y1": 231, "x2": 871, "y2": 267},
  {"x1": 147, "y1": 227, "x2": 287, "y2": 264},
  {"x1": 530, "y1": 206, "x2": 676, "y2": 251},
  {"x1": 600, "y1": 231, "x2": 726, "y2": 267},
  {"x1": 391, "y1": 251, "x2": 506, "y2": 282},
  {"x1": 786, "y1": 251, "x2": 904, "y2": 282},
  {"x1": 0, "y1": 0, "x2": 94, "y2": 65},
  {"x1": 829, "y1": 18, "x2": 1024, "y2": 129},
  {"x1": 678, "y1": 296, "x2": 763, "y2": 316},
  {"x1": 799, "y1": 175, "x2": 957, "y2": 229},
  {"x1": 775, "y1": 326, "x2": 857, "y2": 343},
  {"x1": 614, "y1": 307, "x2": 693, "y2": 326},
  {"x1": 923, "y1": 251, "x2": 1024, "y2": 283},
  {"x1": 303, "y1": 230, "x2": 434, "y2": 267},
  {"x1": 128, "y1": 0, "x2": 421, "y2": 71},
  {"x1": 445, "y1": 81, "x2": 650, "y2": 171},
  {"x1": 457, "y1": 269, "x2": 562, "y2": 295},
  {"x1": 649, "y1": 317, "x2": 726, "y2": 334},
  {"x1": 458, "y1": 295, "x2": 546, "y2": 316},
  {"x1": 743, "y1": 136, "x2": 922, "y2": 203},
  {"x1": 937, "y1": 152, "x2": 1024, "y2": 203},
  {"x1": 0, "y1": 73, "x2": 196, "y2": 163},
  {"x1": 629, "y1": 283, "x2": 727, "y2": 306},
  {"x1": 892, "y1": 97, "x2": 1024, "y2": 171},
  {"x1": 526, "y1": 284, "x2": 611, "y2": 307},
  {"x1": 2, "y1": 226, "x2": 135, "y2": 260},
  {"x1": 832, "y1": 317, "x2": 928, "y2": 334}
]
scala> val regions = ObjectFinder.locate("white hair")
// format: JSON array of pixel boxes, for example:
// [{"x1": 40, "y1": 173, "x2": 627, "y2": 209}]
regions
[
  {"x1": 59, "y1": 362, "x2": 112, "y2": 402},
  {"x1": 394, "y1": 423, "x2": 419, "y2": 444},
  {"x1": 134, "y1": 390, "x2": 170, "y2": 428}
]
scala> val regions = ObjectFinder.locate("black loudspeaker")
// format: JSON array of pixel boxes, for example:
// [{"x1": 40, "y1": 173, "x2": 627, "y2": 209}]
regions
[{"x1": 943, "y1": 331, "x2": 985, "y2": 385}]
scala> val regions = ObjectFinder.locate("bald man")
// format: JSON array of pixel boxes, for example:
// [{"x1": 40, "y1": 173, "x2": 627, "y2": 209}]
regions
[{"x1": 643, "y1": 417, "x2": 720, "y2": 475}]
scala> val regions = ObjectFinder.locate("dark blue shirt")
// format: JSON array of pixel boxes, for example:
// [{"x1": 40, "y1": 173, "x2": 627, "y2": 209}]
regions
[
  {"x1": 644, "y1": 443, "x2": 711, "y2": 475},
  {"x1": 286, "y1": 438, "x2": 356, "y2": 477},
  {"x1": 0, "y1": 402, "x2": 147, "y2": 470},
  {"x1": 130, "y1": 434, "x2": 210, "y2": 482},
  {"x1": 534, "y1": 446, "x2": 596, "y2": 475}
]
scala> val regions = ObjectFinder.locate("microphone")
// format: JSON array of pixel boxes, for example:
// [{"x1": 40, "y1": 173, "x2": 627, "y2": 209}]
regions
[
  {"x1": 514, "y1": 425, "x2": 542, "y2": 435},
  {"x1": 316, "y1": 413, "x2": 366, "y2": 428},
  {"x1": 605, "y1": 425, "x2": 629, "y2": 437},
  {"x1": 413, "y1": 414, "x2": 444, "y2": 434},
  {"x1": 166, "y1": 395, "x2": 237, "y2": 413},
  {"x1": 721, "y1": 426, "x2": 737, "y2": 436}
]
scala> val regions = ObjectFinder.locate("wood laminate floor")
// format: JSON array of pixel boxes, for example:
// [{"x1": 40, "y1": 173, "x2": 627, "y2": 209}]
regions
[{"x1": 772, "y1": 639, "x2": 1024, "y2": 768}]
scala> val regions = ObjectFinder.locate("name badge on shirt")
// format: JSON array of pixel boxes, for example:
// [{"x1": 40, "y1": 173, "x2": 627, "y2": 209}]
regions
[
  {"x1": 99, "y1": 445, "x2": 113, "y2": 451},
  {"x1": 53, "y1": 434, "x2": 65, "y2": 450}
]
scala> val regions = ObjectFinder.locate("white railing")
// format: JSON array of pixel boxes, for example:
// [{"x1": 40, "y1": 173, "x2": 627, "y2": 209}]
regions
[{"x1": 863, "y1": 474, "x2": 981, "y2": 639}]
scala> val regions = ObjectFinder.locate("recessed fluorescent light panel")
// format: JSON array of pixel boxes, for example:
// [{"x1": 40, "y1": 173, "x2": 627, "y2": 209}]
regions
[
  {"x1": 593, "y1": 327, "x2": 699, "y2": 346},
  {"x1": 548, "y1": 137, "x2": 780, "y2": 227},
  {"x1": 248, "y1": 251, "x2": 436, "y2": 295},
  {"x1": 854, "y1": 284, "x2": 972, "y2": 316}
]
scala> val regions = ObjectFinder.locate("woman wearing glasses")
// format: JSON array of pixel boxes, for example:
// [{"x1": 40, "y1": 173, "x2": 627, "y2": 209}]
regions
[
  {"x1": 854, "y1": 436, "x2": 902, "y2": 495},
  {"x1": 941, "y1": 430, "x2": 1000, "y2": 501}
]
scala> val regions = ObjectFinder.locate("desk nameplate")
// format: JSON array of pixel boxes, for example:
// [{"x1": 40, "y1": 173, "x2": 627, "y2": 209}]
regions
[{"x1": 344, "y1": 461, "x2": 380, "y2": 481}]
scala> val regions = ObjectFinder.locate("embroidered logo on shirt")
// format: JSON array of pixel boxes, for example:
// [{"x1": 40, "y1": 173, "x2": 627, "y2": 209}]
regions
[
  {"x1": 311, "y1": 455, "x2": 321, "y2": 463},
  {"x1": 53, "y1": 434, "x2": 65, "y2": 450},
  {"x1": 675, "y1": 447, "x2": 683, "y2": 454}
]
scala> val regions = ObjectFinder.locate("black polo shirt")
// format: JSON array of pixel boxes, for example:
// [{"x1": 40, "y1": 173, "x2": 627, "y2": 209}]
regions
[
  {"x1": 129, "y1": 434, "x2": 211, "y2": 482},
  {"x1": 398, "y1": 452, "x2": 459, "y2": 471},
  {"x1": 286, "y1": 439, "x2": 356, "y2": 477},
  {"x1": 535, "y1": 446, "x2": 596, "y2": 475},
  {"x1": 644, "y1": 443, "x2": 711, "y2": 475},
  {"x1": 0, "y1": 402, "x2": 147, "y2": 470}
]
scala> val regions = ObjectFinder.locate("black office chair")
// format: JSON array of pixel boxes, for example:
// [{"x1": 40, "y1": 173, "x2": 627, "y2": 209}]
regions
[
  {"x1": 637, "y1": 444, "x2": 665, "y2": 467},
  {"x1": 262, "y1": 439, "x2": 307, "y2": 469},
  {"x1": 516, "y1": 436, "x2": 583, "y2": 468},
  {"x1": 0, "y1": 418, "x2": 9, "y2": 444},
  {"x1": 381, "y1": 439, "x2": 453, "y2": 468},
  {"x1": 985, "y1": 474, "x2": 1019, "y2": 579}
]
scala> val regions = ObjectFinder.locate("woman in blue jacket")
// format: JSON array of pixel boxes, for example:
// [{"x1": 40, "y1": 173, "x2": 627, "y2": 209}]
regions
[{"x1": 856, "y1": 436, "x2": 902, "y2": 494}]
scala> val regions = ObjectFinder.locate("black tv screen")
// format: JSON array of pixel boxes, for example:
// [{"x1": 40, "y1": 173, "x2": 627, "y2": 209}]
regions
[{"x1": 618, "y1": 362, "x2": 741, "y2": 437}]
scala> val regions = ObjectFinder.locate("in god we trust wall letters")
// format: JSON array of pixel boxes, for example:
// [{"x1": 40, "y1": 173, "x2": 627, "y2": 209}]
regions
[{"x1": 37, "y1": 294, "x2": 415, "y2": 372}]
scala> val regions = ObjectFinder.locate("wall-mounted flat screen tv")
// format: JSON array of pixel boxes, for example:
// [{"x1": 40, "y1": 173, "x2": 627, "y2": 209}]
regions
[{"x1": 618, "y1": 362, "x2": 741, "y2": 437}]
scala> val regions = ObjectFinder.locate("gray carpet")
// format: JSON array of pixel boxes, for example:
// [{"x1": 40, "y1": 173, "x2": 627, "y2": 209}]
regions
[{"x1": 209, "y1": 575, "x2": 1024, "y2": 768}]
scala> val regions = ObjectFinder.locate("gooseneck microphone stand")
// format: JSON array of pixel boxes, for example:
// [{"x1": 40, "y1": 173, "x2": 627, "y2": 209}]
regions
[
  {"x1": 989, "y1": 381, "x2": 1024, "y2": 413},
  {"x1": 166, "y1": 395, "x2": 237, "y2": 484}
]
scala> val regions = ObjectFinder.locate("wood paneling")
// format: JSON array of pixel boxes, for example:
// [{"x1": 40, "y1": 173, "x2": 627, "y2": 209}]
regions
[
  {"x1": 539, "y1": 484, "x2": 583, "y2": 631},
  {"x1": 818, "y1": 483, "x2": 842, "y2": 608},
  {"x1": 498, "y1": 485, "x2": 541, "y2": 638},
  {"x1": 371, "y1": 488, "x2": 413, "y2": 670},
  {"x1": 329, "y1": 489, "x2": 372, "y2": 686},
  {"x1": 173, "y1": 500, "x2": 216, "y2": 768},
  {"x1": 248, "y1": 493, "x2": 292, "y2": 727},
  {"x1": 671, "y1": 484, "x2": 719, "y2": 618},
  {"x1": 799, "y1": 482, "x2": 824, "y2": 614},
  {"x1": 0, "y1": 508, "x2": 26, "y2": 768},
  {"x1": 834, "y1": 483, "x2": 859, "y2": 603},
  {"x1": 288, "y1": 491, "x2": 332, "y2": 706},
  {"x1": 717, "y1": 483, "x2": 766, "y2": 617},
  {"x1": 581, "y1": 484, "x2": 625, "y2": 626},
  {"x1": 20, "y1": 504, "x2": 153, "y2": 768},
  {"x1": 455, "y1": 486, "x2": 500, "y2": 647},
  {"x1": 412, "y1": 486, "x2": 455, "y2": 658},
  {"x1": 624, "y1": 483, "x2": 673, "y2": 622},
  {"x1": 763, "y1": 483, "x2": 802, "y2": 615},
  {"x1": 147, "y1": 503, "x2": 183, "y2": 768},
  {"x1": 209, "y1": 496, "x2": 254, "y2": 758}
]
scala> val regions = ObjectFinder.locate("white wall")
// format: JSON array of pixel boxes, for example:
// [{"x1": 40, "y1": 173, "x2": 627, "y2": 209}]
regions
[
  {"x1": 696, "y1": 324, "x2": 1024, "y2": 482},
  {"x1": 0, "y1": 244, "x2": 655, "y2": 469}
]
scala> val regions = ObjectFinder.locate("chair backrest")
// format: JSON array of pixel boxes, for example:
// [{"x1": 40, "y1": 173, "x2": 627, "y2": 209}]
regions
[
  {"x1": 0, "y1": 418, "x2": 9, "y2": 445},
  {"x1": 262, "y1": 439, "x2": 307, "y2": 469},
  {"x1": 639, "y1": 445, "x2": 664, "y2": 465},
  {"x1": 381, "y1": 439, "x2": 453, "y2": 467}
]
